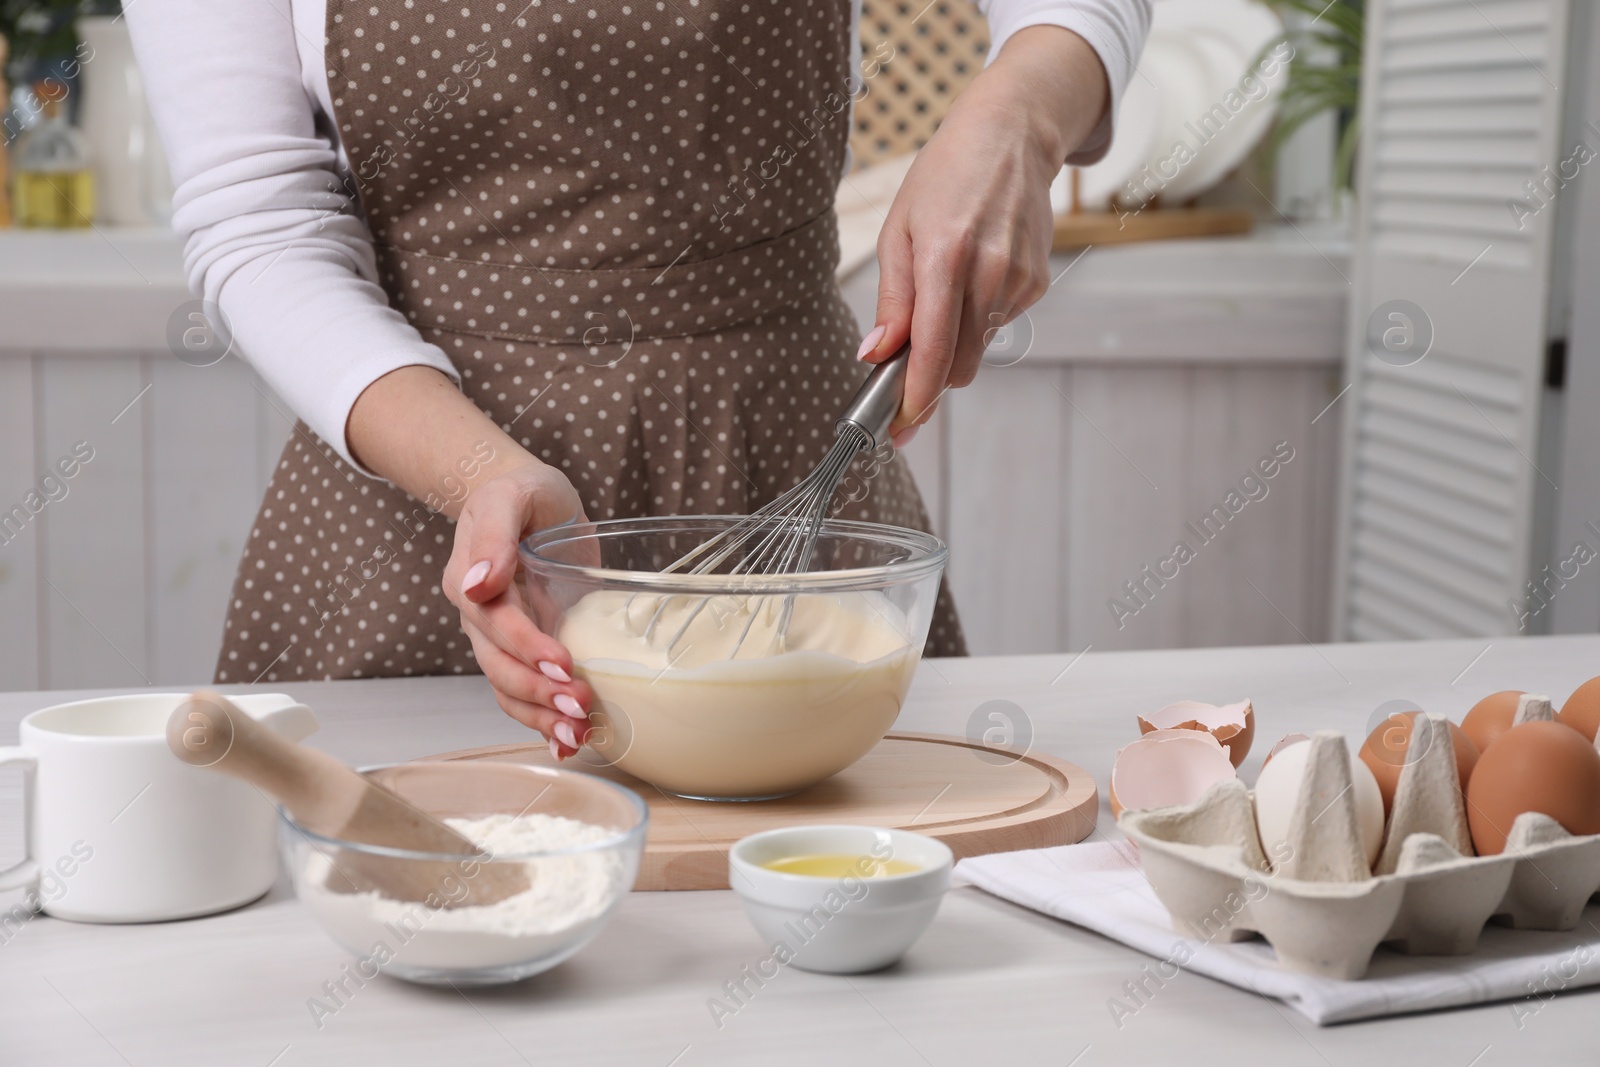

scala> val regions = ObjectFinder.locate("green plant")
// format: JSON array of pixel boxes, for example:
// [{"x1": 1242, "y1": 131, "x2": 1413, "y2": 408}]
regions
[
  {"x1": 1257, "y1": 0, "x2": 1363, "y2": 191},
  {"x1": 1, "y1": 0, "x2": 116, "y2": 74}
]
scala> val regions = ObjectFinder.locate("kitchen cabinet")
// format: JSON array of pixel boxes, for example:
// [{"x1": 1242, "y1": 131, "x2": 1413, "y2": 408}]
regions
[
  {"x1": 0, "y1": 230, "x2": 293, "y2": 690},
  {"x1": 841, "y1": 225, "x2": 1349, "y2": 655},
  {"x1": 0, "y1": 225, "x2": 1347, "y2": 688}
]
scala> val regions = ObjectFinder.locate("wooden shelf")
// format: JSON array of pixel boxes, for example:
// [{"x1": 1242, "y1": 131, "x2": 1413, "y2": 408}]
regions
[{"x1": 1053, "y1": 208, "x2": 1256, "y2": 250}]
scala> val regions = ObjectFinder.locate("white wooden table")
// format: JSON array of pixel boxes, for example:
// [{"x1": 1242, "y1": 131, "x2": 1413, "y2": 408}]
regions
[{"x1": 4, "y1": 636, "x2": 1597, "y2": 1065}]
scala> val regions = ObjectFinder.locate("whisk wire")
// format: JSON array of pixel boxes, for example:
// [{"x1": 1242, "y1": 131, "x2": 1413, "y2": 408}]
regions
[{"x1": 636, "y1": 347, "x2": 908, "y2": 659}]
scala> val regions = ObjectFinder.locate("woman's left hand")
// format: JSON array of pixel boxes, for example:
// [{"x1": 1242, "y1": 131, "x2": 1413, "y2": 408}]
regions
[
  {"x1": 443, "y1": 458, "x2": 594, "y2": 760},
  {"x1": 857, "y1": 26, "x2": 1110, "y2": 443}
]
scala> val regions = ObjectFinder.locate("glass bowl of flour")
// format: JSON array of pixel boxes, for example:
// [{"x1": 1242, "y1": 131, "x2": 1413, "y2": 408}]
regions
[
  {"x1": 282, "y1": 761, "x2": 646, "y2": 986},
  {"x1": 520, "y1": 516, "x2": 948, "y2": 800}
]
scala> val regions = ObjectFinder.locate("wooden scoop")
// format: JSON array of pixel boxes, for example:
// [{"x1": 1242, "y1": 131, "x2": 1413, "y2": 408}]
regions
[{"x1": 167, "y1": 691, "x2": 527, "y2": 908}]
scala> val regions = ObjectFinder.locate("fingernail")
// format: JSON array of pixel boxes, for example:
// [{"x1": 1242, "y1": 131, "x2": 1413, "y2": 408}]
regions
[
  {"x1": 461, "y1": 560, "x2": 492, "y2": 592},
  {"x1": 855, "y1": 324, "x2": 886, "y2": 361},
  {"x1": 549, "y1": 736, "x2": 563, "y2": 761},
  {"x1": 554, "y1": 720, "x2": 579, "y2": 748},
  {"x1": 538, "y1": 660, "x2": 572, "y2": 683},
  {"x1": 554, "y1": 693, "x2": 586, "y2": 718},
  {"x1": 891, "y1": 425, "x2": 920, "y2": 449}
]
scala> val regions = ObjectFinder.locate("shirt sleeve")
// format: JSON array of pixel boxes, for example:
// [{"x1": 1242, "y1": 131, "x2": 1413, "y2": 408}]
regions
[
  {"x1": 979, "y1": 0, "x2": 1154, "y2": 166},
  {"x1": 124, "y1": 0, "x2": 463, "y2": 477}
]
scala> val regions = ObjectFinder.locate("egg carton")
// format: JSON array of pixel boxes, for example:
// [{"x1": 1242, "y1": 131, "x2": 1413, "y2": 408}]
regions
[{"x1": 1117, "y1": 722, "x2": 1600, "y2": 980}]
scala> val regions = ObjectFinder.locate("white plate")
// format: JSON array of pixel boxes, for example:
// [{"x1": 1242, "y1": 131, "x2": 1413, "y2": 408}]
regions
[
  {"x1": 1066, "y1": 69, "x2": 1161, "y2": 209},
  {"x1": 1116, "y1": 35, "x2": 1215, "y2": 208},
  {"x1": 1133, "y1": 0, "x2": 1288, "y2": 204}
]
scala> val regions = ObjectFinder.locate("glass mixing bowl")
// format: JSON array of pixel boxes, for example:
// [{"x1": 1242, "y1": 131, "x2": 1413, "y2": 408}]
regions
[
  {"x1": 519, "y1": 516, "x2": 948, "y2": 801},
  {"x1": 281, "y1": 761, "x2": 646, "y2": 986}
]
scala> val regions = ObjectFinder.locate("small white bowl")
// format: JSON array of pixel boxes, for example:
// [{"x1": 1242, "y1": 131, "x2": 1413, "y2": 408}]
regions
[{"x1": 728, "y1": 825, "x2": 952, "y2": 974}]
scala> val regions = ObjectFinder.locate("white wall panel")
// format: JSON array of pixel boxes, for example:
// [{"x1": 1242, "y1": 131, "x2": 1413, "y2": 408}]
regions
[
  {"x1": 149, "y1": 355, "x2": 267, "y2": 685},
  {"x1": 936, "y1": 363, "x2": 1340, "y2": 658},
  {"x1": 37, "y1": 354, "x2": 150, "y2": 688},
  {"x1": 946, "y1": 364, "x2": 1067, "y2": 655},
  {"x1": 0, "y1": 356, "x2": 40, "y2": 690},
  {"x1": 896, "y1": 414, "x2": 945, "y2": 538},
  {"x1": 1063, "y1": 366, "x2": 1191, "y2": 652},
  {"x1": 1183, "y1": 368, "x2": 1305, "y2": 648}
]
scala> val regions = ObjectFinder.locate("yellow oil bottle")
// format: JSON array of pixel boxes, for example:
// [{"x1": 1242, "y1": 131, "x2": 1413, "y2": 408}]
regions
[{"x1": 13, "y1": 84, "x2": 95, "y2": 229}]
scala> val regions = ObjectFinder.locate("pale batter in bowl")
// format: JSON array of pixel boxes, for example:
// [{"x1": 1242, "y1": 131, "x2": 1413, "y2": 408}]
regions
[
  {"x1": 521, "y1": 517, "x2": 947, "y2": 800},
  {"x1": 559, "y1": 590, "x2": 919, "y2": 799}
]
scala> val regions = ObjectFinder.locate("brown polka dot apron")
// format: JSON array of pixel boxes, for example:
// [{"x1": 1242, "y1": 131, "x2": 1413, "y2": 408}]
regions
[{"x1": 215, "y1": 0, "x2": 965, "y2": 683}]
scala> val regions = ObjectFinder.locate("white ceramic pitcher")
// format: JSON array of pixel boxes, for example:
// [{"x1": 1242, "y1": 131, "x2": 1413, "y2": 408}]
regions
[{"x1": 0, "y1": 692, "x2": 317, "y2": 923}]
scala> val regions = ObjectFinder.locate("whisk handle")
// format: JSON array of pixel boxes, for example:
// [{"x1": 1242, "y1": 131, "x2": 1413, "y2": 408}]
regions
[{"x1": 835, "y1": 342, "x2": 910, "y2": 448}]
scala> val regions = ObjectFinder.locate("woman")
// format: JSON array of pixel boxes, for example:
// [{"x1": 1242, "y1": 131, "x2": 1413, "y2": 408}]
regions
[{"x1": 126, "y1": 0, "x2": 1149, "y2": 759}]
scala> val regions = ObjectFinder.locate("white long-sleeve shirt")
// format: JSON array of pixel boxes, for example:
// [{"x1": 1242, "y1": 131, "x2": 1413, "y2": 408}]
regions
[{"x1": 125, "y1": 0, "x2": 1151, "y2": 474}]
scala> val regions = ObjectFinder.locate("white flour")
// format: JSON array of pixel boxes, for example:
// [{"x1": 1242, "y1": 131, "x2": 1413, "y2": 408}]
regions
[{"x1": 297, "y1": 812, "x2": 632, "y2": 972}]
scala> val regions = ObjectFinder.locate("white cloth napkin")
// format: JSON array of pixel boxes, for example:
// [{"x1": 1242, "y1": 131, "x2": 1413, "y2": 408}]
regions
[{"x1": 954, "y1": 840, "x2": 1600, "y2": 1025}]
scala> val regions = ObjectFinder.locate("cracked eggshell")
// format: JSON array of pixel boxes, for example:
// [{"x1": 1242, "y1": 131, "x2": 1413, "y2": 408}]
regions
[
  {"x1": 1557, "y1": 675, "x2": 1600, "y2": 742},
  {"x1": 1252, "y1": 737, "x2": 1384, "y2": 869},
  {"x1": 1358, "y1": 711, "x2": 1480, "y2": 814},
  {"x1": 1462, "y1": 690, "x2": 1526, "y2": 753},
  {"x1": 1137, "y1": 699, "x2": 1254, "y2": 767},
  {"x1": 1109, "y1": 729, "x2": 1238, "y2": 818},
  {"x1": 1466, "y1": 720, "x2": 1600, "y2": 856}
]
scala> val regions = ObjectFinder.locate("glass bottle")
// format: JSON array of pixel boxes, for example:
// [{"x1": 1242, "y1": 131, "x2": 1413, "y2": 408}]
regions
[
  {"x1": 13, "y1": 82, "x2": 95, "y2": 228},
  {"x1": 0, "y1": 33, "x2": 11, "y2": 227}
]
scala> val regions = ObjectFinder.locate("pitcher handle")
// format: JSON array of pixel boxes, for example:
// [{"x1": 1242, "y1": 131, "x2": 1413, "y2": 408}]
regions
[{"x1": 0, "y1": 747, "x2": 39, "y2": 892}]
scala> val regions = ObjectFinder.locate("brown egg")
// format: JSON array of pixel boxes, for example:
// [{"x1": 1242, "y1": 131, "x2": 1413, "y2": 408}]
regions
[
  {"x1": 1465, "y1": 720, "x2": 1600, "y2": 855},
  {"x1": 1461, "y1": 690, "x2": 1526, "y2": 753},
  {"x1": 1358, "y1": 711, "x2": 1480, "y2": 812},
  {"x1": 1558, "y1": 676, "x2": 1600, "y2": 742}
]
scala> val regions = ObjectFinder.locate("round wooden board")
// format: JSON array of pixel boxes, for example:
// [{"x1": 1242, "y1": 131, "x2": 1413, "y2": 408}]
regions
[{"x1": 425, "y1": 733, "x2": 1099, "y2": 890}]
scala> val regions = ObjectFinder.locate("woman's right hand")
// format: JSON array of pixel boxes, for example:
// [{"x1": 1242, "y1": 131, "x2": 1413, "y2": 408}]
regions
[{"x1": 442, "y1": 458, "x2": 593, "y2": 760}]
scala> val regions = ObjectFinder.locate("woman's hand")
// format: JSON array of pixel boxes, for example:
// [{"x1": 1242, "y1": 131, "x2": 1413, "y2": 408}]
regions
[
  {"x1": 442, "y1": 459, "x2": 593, "y2": 760},
  {"x1": 857, "y1": 26, "x2": 1111, "y2": 442},
  {"x1": 349, "y1": 367, "x2": 597, "y2": 759}
]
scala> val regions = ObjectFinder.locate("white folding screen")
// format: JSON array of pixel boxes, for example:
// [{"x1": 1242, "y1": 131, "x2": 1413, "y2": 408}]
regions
[{"x1": 1332, "y1": 0, "x2": 1572, "y2": 639}]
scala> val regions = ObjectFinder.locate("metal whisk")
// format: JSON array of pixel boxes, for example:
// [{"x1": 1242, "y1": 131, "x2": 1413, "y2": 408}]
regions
[{"x1": 641, "y1": 343, "x2": 911, "y2": 655}]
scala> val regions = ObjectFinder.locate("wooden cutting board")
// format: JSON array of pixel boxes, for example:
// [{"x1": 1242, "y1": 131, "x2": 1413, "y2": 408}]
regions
[{"x1": 426, "y1": 732, "x2": 1098, "y2": 890}]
